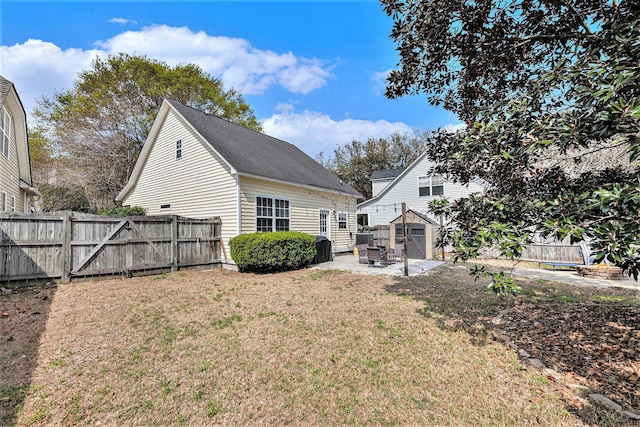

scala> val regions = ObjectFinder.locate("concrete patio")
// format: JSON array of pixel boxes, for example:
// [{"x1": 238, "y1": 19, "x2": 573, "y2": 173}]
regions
[{"x1": 312, "y1": 253, "x2": 445, "y2": 276}]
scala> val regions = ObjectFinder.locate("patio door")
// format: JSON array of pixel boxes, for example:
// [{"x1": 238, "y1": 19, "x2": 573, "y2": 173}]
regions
[{"x1": 319, "y1": 210, "x2": 330, "y2": 239}]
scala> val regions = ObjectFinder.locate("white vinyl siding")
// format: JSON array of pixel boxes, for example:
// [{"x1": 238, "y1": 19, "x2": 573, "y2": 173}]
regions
[
  {"x1": 121, "y1": 109, "x2": 238, "y2": 250},
  {"x1": 1, "y1": 107, "x2": 10, "y2": 159},
  {"x1": 0, "y1": 105, "x2": 25, "y2": 214},
  {"x1": 357, "y1": 154, "x2": 484, "y2": 226},
  {"x1": 240, "y1": 176, "x2": 358, "y2": 253}
]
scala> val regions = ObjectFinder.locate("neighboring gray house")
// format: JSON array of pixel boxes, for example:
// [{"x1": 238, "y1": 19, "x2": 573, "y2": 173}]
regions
[
  {"x1": 117, "y1": 99, "x2": 362, "y2": 255},
  {"x1": 0, "y1": 75, "x2": 39, "y2": 213},
  {"x1": 357, "y1": 151, "x2": 485, "y2": 227}
]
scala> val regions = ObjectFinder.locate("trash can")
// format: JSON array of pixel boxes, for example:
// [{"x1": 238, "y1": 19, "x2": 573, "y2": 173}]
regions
[{"x1": 312, "y1": 235, "x2": 332, "y2": 264}]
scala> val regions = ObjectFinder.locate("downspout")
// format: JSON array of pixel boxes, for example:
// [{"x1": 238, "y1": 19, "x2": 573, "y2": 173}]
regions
[{"x1": 234, "y1": 172, "x2": 241, "y2": 236}]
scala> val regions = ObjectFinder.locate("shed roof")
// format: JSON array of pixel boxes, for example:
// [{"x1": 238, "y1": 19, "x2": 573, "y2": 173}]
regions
[
  {"x1": 390, "y1": 209, "x2": 439, "y2": 225},
  {"x1": 168, "y1": 100, "x2": 361, "y2": 197}
]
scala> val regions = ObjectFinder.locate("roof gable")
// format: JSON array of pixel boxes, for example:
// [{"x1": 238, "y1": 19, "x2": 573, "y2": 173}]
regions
[
  {"x1": 0, "y1": 75, "x2": 32, "y2": 186},
  {"x1": 167, "y1": 100, "x2": 361, "y2": 197}
]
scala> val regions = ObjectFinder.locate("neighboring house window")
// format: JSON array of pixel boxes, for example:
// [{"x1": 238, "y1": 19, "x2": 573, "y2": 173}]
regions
[
  {"x1": 176, "y1": 140, "x2": 182, "y2": 159},
  {"x1": 1, "y1": 107, "x2": 10, "y2": 159},
  {"x1": 10, "y1": 196, "x2": 15, "y2": 213},
  {"x1": 0, "y1": 191, "x2": 6, "y2": 212},
  {"x1": 338, "y1": 212, "x2": 347, "y2": 230},
  {"x1": 256, "y1": 196, "x2": 289, "y2": 232},
  {"x1": 159, "y1": 203, "x2": 171, "y2": 210},
  {"x1": 418, "y1": 175, "x2": 445, "y2": 196}
]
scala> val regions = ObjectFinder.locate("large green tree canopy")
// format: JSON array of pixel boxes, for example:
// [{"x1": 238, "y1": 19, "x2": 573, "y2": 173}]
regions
[
  {"x1": 382, "y1": 0, "x2": 640, "y2": 283},
  {"x1": 35, "y1": 53, "x2": 260, "y2": 211},
  {"x1": 319, "y1": 132, "x2": 432, "y2": 199}
]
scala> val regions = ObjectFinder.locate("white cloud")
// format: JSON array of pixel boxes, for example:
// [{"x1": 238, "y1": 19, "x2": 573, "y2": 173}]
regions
[
  {"x1": 109, "y1": 17, "x2": 138, "y2": 25},
  {"x1": 0, "y1": 39, "x2": 105, "y2": 114},
  {"x1": 0, "y1": 24, "x2": 333, "y2": 115},
  {"x1": 262, "y1": 107, "x2": 414, "y2": 157},
  {"x1": 371, "y1": 69, "x2": 392, "y2": 95},
  {"x1": 439, "y1": 122, "x2": 466, "y2": 133}
]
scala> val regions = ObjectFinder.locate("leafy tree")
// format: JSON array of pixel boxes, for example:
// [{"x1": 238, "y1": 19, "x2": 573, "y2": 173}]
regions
[
  {"x1": 34, "y1": 53, "x2": 261, "y2": 211},
  {"x1": 320, "y1": 132, "x2": 433, "y2": 199},
  {"x1": 38, "y1": 184, "x2": 91, "y2": 213},
  {"x1": 27, "y1": 126, "x2": 55, "y2": 185},
  {"x1": 382, "y1": 0, "x2": 640, "y2": 281}
]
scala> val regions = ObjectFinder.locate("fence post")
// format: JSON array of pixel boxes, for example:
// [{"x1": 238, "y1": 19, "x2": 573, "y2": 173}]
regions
[
  {"x1": 61, "y1": 211, "x2": 72, "y2": 283},
  {"x1": 171, "y1": 215, "x2": 178, "y2": 271}
]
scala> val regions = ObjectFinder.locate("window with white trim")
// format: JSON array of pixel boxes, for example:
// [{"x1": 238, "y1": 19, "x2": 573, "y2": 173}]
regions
[
  {"x1": 256, "y1": 196, "x2": 290, "y2": 232},
  {"x1": 176, "y1": 139, "x2": 182, "y2": 159},
  {"x1": 338, "y1": 212, "x2": 348, "y2": 230},
  {"x1": 10, "y1": 196, "x2": 15, "y2": 213},
  {"x1": 1, "y1": 107, "x2": 10, "y2": 159},
  {"x1": 0, "y1": 191, "x2": 6, "y2": 212},
  {"x1": 418, "y1": 175, "x2": 445, "y2": 196}
]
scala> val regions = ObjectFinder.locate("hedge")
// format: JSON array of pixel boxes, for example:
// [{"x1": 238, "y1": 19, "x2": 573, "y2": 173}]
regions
[{"x1": 229, "y1": 231, "x2": 316, "y2": 273}]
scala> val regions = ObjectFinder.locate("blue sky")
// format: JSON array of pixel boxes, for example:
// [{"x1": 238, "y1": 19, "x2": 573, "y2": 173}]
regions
[{"x1": 1, "y1": 1, "x2": 461, "y2": 158}]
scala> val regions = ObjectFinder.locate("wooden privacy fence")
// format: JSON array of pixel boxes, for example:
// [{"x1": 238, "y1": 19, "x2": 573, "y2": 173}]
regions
[
  {"x1": 481, "y1": 233, "x2": 582, "y2": 263},
  {"x1": 0, "y1": 212, "x2": 221, "y2": 283}
]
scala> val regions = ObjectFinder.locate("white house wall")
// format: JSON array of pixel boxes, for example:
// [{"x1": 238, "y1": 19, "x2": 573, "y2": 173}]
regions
[
  {"x1": 121, "y1": 109, "x2": 238, "y2": 250},
  {"x1": 0, "y1": 106, "x2": 25, "y2": 213},
  {"x1": 358, "y1": 155, "x2": 484, "y2": 226},
  {"x1": 239, "y1": 176, "x2": 358, "y2": 253}
]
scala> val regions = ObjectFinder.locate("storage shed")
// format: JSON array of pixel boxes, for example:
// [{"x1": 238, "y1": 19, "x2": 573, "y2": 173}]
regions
[{"x1": 390, "y1": 210, "x2": 440, "y2": 260}]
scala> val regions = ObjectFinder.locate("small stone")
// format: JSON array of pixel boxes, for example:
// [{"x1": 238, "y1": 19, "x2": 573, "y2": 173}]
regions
[
  {"x1": 589, "y1": 393, "x2": 623, "y2": 413},
  {"x1": 0, "y1": 287, "x2": 10, "y2": 294},
  {"x1": 621, "y1": 411, "x2": 640, "y2": 420},
  {"x1": 527, "y1": 358, "x2": 545, "y2": 369},
  {"x1": 518, "y1": 349, "x2": 531, "y2": 358}
]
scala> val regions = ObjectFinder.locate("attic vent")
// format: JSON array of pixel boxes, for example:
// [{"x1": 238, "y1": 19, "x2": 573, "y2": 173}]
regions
[
  {"x1": 159, "y1": 203, "x2": 171, "y2": 210},
  {"x1": 176, "y1": 139, "x2": 182, "y2": 159}
]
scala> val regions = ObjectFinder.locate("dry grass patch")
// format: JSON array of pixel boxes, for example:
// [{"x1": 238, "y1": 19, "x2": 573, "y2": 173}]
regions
[{"x1": 12, "y1": 268, "x2": 577, "y2": 426}]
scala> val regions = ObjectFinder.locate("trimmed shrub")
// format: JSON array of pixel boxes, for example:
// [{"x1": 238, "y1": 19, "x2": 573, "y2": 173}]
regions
[
  {"x1": 229, "y1": 231, "x2": 316, "y2": 273},
  {"x1": 100, "y1": 206, "x2": 147, "y2": 216}
]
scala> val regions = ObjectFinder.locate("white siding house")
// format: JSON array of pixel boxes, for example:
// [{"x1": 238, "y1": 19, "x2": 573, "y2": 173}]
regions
[
  {"x1": 357, "y1": 151, "x2": 485, "y2": 226},
  {"x1": 0, "y1": 76, "x2": 39, "y2": 214},
  {"x1": 117, "y1": 100, "x2": 361, "y2": 258}
]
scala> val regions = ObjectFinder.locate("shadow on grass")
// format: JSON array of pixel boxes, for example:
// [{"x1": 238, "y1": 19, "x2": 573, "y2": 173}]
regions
[
  {"x1": 0, "y1": 283, "x2": 56, "y2": 426},
  {"x1": 384, "y1": 263, "x2": 516, "y2": 346},
  {"x1": 385, "y1": 262, "x2": 640, "y2": 426}
]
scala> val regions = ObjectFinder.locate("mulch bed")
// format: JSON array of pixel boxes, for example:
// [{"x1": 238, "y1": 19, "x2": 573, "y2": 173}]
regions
[{"x1": 500, "y1": 302, "x2": 640, "y2": 414}]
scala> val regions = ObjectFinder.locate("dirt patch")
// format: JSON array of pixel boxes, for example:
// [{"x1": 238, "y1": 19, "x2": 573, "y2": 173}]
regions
[
  {"x1": 0, "y1": 284, "x2": 57, "y2": 426},
  {"x1": 501, "y1": 303, "x2": 640, "y2": 414}
]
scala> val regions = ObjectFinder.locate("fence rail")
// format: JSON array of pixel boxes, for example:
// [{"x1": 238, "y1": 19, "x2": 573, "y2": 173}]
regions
[{"x1": 0, "y1": 212, "x2": 221, "y2": 283}]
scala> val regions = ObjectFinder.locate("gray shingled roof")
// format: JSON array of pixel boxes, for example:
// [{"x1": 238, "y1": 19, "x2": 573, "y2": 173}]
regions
[
  {"x1": 370, "y1": 169, "x2": 404, "y2": 181},
  {"x1": 390, "y1": 209, "x2": 439, "y2": 225},
  {"x1": 0, "y1": 76, "x2": 13, "y2": 106},
  {"x1": 168, "y1": 100, "x2": 361, "y2": 197}
]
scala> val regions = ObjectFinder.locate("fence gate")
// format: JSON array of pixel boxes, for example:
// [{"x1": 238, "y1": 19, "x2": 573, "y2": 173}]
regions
[{"x1": 70, "y1": 216, "x2": 172, "y2": 278}]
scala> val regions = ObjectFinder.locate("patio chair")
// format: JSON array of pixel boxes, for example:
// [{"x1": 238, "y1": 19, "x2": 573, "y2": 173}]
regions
[
  {"x1": 356, "y1": 244, "x2": 369, "y2": 264},
  {"x1": 394, "y1": 243, "x2": 404, "y2": 261},
  {"x1": 367, "y1": 246, "x2": 389, "y2": 267}
]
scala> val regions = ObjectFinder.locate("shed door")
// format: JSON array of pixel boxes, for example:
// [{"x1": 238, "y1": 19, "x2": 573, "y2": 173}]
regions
[{"x1": 406, "y1": 223, "x2": 426, "y2": 259}]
